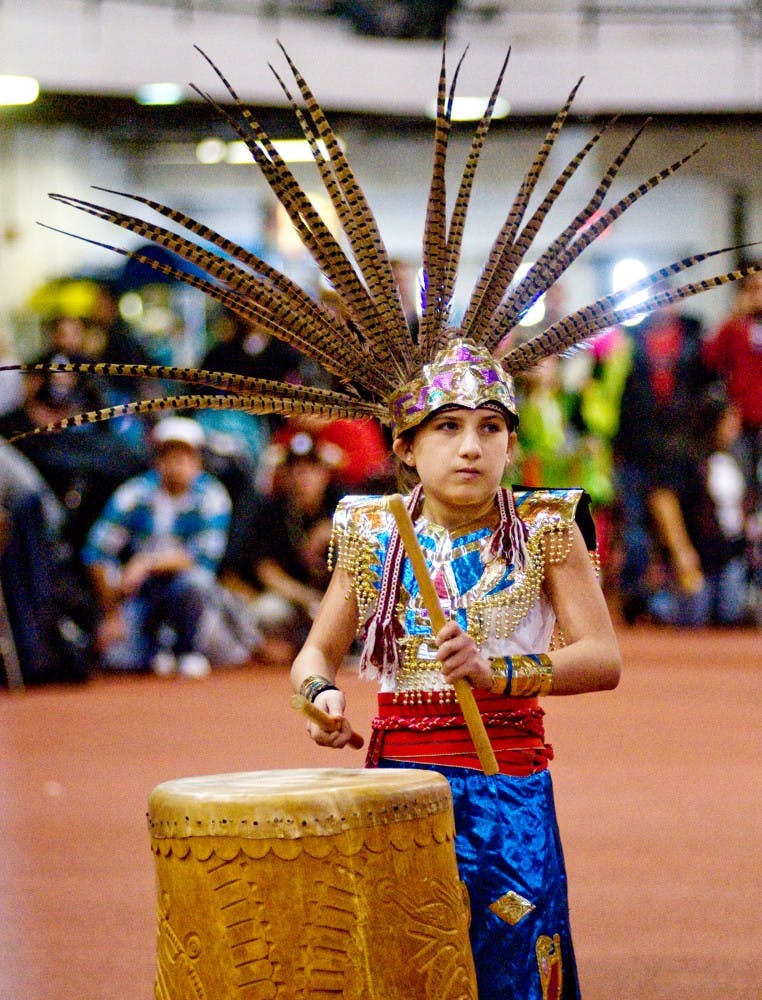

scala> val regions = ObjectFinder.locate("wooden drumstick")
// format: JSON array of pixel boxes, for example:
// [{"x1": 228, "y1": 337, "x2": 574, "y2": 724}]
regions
[
  {"x1": 290, "y1": 694, "x2": 365, "y2": 749},
  {"x1": 386, "y1": 494, "x2": 500, "y2": 777}
]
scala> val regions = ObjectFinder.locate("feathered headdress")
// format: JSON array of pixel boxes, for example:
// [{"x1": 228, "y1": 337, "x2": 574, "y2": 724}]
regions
[{"x1": 3, "y1": 43, "x2": 759, "y2": 440}]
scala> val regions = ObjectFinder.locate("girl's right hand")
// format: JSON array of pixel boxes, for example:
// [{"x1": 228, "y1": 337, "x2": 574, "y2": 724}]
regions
[{"x1": 308, "y1": 689, "x2": 356, "y2": 748}]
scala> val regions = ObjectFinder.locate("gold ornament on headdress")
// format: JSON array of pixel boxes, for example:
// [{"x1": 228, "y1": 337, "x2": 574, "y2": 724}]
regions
[{"x1": 3, "y1": 42, "x2": 759, "y2": 442}]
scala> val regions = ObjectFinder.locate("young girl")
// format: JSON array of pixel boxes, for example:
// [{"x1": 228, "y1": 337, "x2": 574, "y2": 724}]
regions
[{"x1": 291, "y1": 339, "x2": 621, "y2": 1000}]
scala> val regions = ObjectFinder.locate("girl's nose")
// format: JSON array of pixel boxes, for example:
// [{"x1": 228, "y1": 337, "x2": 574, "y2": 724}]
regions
[{"x1": 458, "y1": 428, "x2": 482, "y2": 457}]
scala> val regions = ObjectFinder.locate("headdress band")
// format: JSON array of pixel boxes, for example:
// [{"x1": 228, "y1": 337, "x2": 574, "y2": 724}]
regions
[{"x1": 388, "y1": 338, "x2": 518, "y2": 436}]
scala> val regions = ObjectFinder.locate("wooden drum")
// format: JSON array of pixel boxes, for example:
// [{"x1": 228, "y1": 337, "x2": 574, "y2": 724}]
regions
[{"x1": 147, "y1": 768, "x2": 477, "y2": 999}]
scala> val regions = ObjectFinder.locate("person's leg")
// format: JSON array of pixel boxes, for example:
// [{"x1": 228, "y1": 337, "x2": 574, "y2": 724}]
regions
[
  {"x1": 0, "y1": 491, "x2": 60, "y2": 681},
  {"x1": 193, "y1": 583, "x2": 262, "y2": 668},
  {"x1": 615, "y1": 461, "x2": 654, "y2": 621},
  {"x1": 146, "y1": 571, "x2": 210, "y2": 677},
  {"x1": 714, "y1": 556, "x2": 749, "y2": 625},
  {"x1": 98, "y1": 596, "x2": 152, "y2": 672}
]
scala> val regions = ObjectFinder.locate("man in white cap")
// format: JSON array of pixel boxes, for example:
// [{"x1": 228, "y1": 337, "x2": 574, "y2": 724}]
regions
[{"x1": 82, "y1": 416, "x2": 235, "y2": 677}]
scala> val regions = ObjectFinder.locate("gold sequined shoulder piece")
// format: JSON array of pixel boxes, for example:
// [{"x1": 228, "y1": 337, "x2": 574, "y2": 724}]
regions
[
  {"x1": 513, "y1": 487, "x2": 583, "y2": 536},
  {"x1": 513, "y1": 487, "x2": 586, "y2": 566},
  {"x1": 328, "y1": 494, "x2": 393, "y2": 625}
]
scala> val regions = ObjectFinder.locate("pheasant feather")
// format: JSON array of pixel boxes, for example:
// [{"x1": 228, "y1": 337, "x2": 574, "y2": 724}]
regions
[
  {"x1": 272, "y1": 44, "x2": 413, "y2": 369},
  {"x1": 502, "y1": 257, "x2": 761, "y2": 372},
  {"x1": 438, "y1": 47, "x2": 511, "y2": 351},
  {"x1": 192, "y1": 48, "x2": 407, "y2": 384},
  {"x1": 18, "y1": 44, "x2": 756, "y2": 445},
  {"x1": 491, "y1": 142, "x2": 705, "y2": 346},
  {"x1": 462, "y1": 78, "x2": 584, "y2": 337}
]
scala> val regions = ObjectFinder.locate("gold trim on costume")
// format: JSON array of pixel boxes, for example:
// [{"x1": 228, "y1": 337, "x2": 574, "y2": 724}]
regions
[
  {"x1": 489, "y1": 890, "x2": 536, "y2": 926},
  {"x1": 489, "y1": 657, "x2": 509, "y2": 696},
  {"x1": 509, "y1": 654, "x2": 554, "y2": 698},
  {"x1": 330, "y1": 489, "x2": 585, "y2": 693},
  {"x1": 536, "y1": 933, "x2": 563, "y2": 1000}
]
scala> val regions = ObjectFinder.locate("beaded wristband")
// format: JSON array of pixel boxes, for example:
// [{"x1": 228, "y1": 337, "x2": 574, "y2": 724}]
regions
[
  {"x1": 509, "y1": 653, "x2": 554, "y2": 697},
  {"x1": 299, "y1": 674, "x2": 339, "y2": 703}
]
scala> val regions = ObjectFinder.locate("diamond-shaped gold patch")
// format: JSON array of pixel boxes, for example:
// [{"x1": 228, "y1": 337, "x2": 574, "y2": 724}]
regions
[{"x1": 489, "y1": 890, "x2": 536, "y2": 925}]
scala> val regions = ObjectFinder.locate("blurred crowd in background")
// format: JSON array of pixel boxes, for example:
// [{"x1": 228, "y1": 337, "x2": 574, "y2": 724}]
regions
[{"x1": 1, "y1": 256, "x2": 761, "y2": 687}]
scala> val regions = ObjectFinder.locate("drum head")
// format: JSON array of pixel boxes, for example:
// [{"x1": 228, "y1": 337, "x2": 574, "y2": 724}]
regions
[{"x1": 148, "y1": 767, "x2": 453, "y2": 841}]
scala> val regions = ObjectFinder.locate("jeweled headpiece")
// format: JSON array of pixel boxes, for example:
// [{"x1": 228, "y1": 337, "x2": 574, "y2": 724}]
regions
[
  {"x1": 390, "y1": 338, "x2": 517, "y2": 435},
  {"x1": 5, "y1": 43, "x2": 758, "y2": 440}
]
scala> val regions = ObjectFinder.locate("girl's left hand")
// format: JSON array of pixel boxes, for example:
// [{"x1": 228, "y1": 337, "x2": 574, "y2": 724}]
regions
[{"x1": 435, "y1": 620, "x2": 492, "y2": 690}]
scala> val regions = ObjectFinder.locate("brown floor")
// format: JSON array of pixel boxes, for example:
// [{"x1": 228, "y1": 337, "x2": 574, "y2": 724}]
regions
[{"x1": 1, "y1": 624, "x2": 760, "y2": 999}]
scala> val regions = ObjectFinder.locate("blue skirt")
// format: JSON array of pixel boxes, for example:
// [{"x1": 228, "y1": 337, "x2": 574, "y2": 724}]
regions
[{"x1": 379, "y1": 759, "x2": 580, "y2": 1000}]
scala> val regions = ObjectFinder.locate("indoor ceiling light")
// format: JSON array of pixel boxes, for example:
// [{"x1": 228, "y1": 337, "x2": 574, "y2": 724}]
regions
[
  {"x1": 0, "y1": 75, "x2": 39, "y2": 106},
  {"x1": 514, "y1": 263, "x2": 546, "y2": 328},
  {"x1": 195, "y1": 138, "x2": 227, "y2": 164},
  {"x1": 612, "y1": 257, "x2": 650, "y2": 327},
  {"x1": 135, "y1": 82, "x2": 187, "y2": 106},
  {"x1": 196, "y1": 137, "x2": 337, "y2": 165},
  {"x1": 425, "y1": 96, "x2": 510, "y2": 122}
]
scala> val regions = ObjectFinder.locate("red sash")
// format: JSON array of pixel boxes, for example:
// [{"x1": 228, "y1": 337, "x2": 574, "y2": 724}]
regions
[{"x1": 366, "y1": 690, "x2": 553, "y2": 776}]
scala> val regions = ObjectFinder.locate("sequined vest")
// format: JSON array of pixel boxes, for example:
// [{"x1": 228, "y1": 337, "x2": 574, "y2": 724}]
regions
[{"x1": 330, "y1": 488, "x2": 596, "y2": 696}]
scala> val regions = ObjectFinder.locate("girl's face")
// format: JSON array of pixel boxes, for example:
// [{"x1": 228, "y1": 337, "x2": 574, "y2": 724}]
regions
[{"x1": 393, "y1": 407, "x2": 515, "y2": 522}]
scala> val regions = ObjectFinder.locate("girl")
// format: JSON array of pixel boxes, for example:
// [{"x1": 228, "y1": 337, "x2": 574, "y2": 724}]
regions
[{"x1": 291, "y1": 339, "x2": 621, "y2": 1000}]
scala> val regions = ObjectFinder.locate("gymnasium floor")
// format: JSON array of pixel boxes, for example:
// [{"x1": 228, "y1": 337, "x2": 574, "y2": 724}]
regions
[{"x1": 1, "y1": 624, "x2": 760, "y2": 999}]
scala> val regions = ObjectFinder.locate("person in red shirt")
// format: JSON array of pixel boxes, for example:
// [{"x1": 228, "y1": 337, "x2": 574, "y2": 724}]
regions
[{"x1": 702, "y1": 267, "x2": 762, "y2": 501}]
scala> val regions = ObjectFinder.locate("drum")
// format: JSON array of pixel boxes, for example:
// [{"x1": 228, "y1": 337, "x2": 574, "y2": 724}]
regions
[{"x1": 147, "y1": 768, "x2": 477, "y2": 999}]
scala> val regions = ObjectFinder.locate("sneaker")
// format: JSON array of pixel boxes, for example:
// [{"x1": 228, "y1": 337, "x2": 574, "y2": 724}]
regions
[
  {"x1": 150, "y1": 650, "x2": 177, "y2": 677},
  {"x1": 177, "y1": 652, "x2": 211, "y2": 679}
]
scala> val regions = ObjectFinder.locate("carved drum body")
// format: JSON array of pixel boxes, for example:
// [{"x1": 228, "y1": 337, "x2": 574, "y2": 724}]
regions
[{"x1": 147, "y1": 768, "x2": 477, "y2": 999}]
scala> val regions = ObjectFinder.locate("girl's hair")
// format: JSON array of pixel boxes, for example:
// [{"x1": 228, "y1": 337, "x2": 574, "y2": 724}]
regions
[{"x1": 394, "y1": 428, "x2": 420, "y2": 492}]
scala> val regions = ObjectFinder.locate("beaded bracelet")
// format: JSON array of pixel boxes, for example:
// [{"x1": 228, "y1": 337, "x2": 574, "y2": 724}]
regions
[
  {"x1": 299, "y1": 674, "x2": 339, "y2": 703},
  {"x1": 489, "y1": 654, "x2": 553, "y2": 697}
]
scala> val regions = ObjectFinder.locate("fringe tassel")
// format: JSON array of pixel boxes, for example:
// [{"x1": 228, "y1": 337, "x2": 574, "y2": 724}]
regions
[
  {"x1": 486, "y1": 487, "x2": 529, "y2": 572},
  {"x1": 359, "y1": 485, "x2": 422, "y2": 684}
]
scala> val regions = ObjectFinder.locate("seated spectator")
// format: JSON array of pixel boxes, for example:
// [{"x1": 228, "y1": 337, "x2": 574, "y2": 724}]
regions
[
  {"x1": 191, "y1": 308, "x2": 305, "y2": 471},
  {"x1": 222, "y1": 429, "x2": 341, "y2": 665},
  {"x1": 81, "y1": 417, "x2": 259, "y2": 677},
  {"x1": 0, "y1": 439, "x2": 90, "y2": 685},
  {"x1": 85, "y1": 280, "x2": 156, "y2": 371},
  {"x1": 266, "y1": 414, "x2": 392, "y2": 495},
  {"x1": 82, "y1": 282, "x2": 160, "y2": 451},
  {"x1": 0, "y1": 343, "x2": 149, "y2": 552}
]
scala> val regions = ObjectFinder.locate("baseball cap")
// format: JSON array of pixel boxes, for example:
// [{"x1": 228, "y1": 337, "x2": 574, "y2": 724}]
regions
[{"x1": 152, "y1": 416, "x2": 205, "y2": 450}]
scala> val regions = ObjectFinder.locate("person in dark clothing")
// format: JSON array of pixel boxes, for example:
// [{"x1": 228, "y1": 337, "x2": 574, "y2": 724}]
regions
[
  {"x1": 196, "y1": 310, "x2": 305, "y2": 469},
  {"x1": 646, "y1": 386, "x2": 750, "y2": 625},
  {"x1": 0, "y1": 442, "x2": 90, "y2": 685},
  {"x1": 0, "y1": 352, "x2": 149, "y2": 552},
  {"x1": 613, "y1": 306, "x2": 714, "y2": 622},
  {"x1": 200, "y1": 311, "x2": 303, "y2": 385},
  {"x1": 87, "y1": 282, "x2": 155, "y2": 369}
]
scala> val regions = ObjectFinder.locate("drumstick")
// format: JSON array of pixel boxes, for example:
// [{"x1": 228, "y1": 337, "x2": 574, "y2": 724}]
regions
[
  {"x1": 290, "y1": 694, "x2": 365, "y2": 749},
  {"x1": 386, "y1": 494, "x2": 500, "y2": 777}
]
